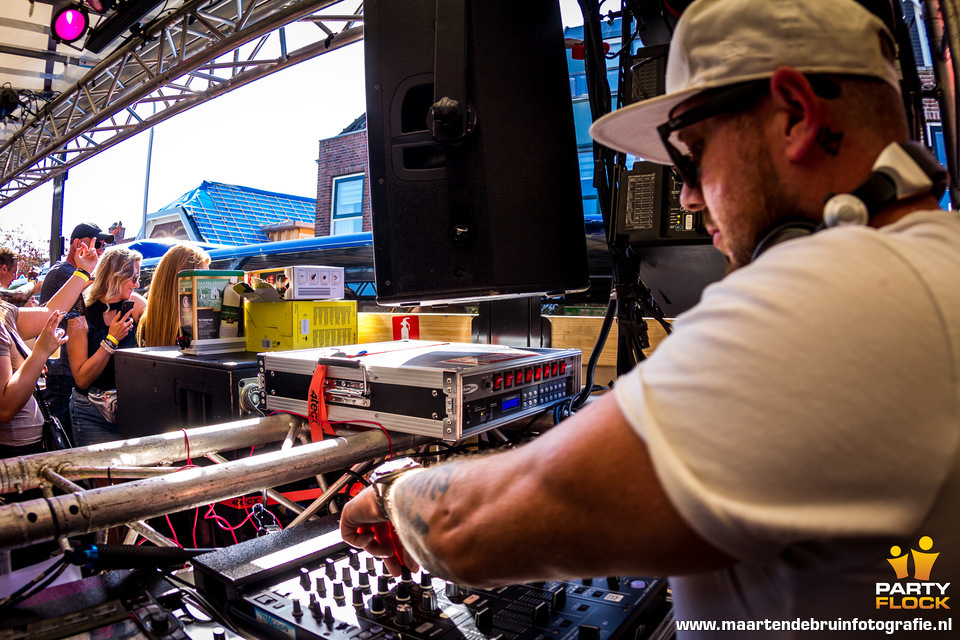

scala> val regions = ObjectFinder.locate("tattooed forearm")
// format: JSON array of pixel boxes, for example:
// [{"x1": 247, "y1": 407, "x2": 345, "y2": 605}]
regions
[{"x1": 402, "y1": 464, "x2": 455, "y2": 501}]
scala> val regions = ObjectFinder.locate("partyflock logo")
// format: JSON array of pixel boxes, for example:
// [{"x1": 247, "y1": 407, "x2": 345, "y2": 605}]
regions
[{"x1": 876, "y1": 536, "x2": 950, "y2": 610}]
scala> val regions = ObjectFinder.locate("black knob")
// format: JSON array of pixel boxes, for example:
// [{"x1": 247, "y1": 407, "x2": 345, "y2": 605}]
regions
[
  {"x1": 342, "y1": 566, "x2": 353, "y2": 586},
  {"x1": 323, "y1": 605, "x2": 335, "y2": 625},
  {"x1": 325, "y1": 558, "x2": 337, "y2": 578},
  {"x1": 532, "y1": 601, "x2": 549, "y2": 627},
  {"x1": 401, "y1": 565, "x2": 413, "y2": 583},
  {"x1": 149, "y1": 611, "x2": 170, "y2": 633},
  {"x1": 606, "y1": 576, "x2": 619, "y2": 589},
  {"x1": 444, "y1": 582, "x2": 463, "y2": 601},
  {"x1": 353, "y1": 587, "x2": 365, "y2": 607},
  {"x1": 213, "y1": 627, "x2": 226, "y2": 640},
  {"x1": 349, "y1": 549, "x2": 361, "y2": 569},
  {"x1": 366, "y1": 556, "x2": 376, "y2": 573},
  {"x1": 582, "y1": 577, "x2": 593, "y2": 586},
  {"x1": 475, "y1": 607, "x2": 493, "y2": 635},
  {"x1": 358, "y1": 571, "x2": 370, "y2": 591},
  {"x1": 315, "y1": 576, "x2": 326, "y2": 596},
  {"x1": 420, "y1": 590, "x2": 438, "y2": 613},
  {"x1": 333, "y1": 582, "x2": 345, "y2": 599},
  {"x1": 579, "y1": 624, "x2": 601, "y2": 640},
  {"x1": 291, "y1": 599, "x2": 303, "y2": 618},
  {"x1": 396, "y1": 581, "x2": 410, "y2": 603},
  {"x1": 378, "y1": 574, "x2": 391, "y2": 595},
  {"x1": 371, "y1": 593, "x2": 386, "y2": 615},
  {"x1": 395, "y1": 603, "x2": 415, "y2": 626},
  {"x1": 420, "y1": 571, "x2": 433, "y2": 589},
  {"x1": 308, "y1": 594, "x2": 320, "y2": 616}
]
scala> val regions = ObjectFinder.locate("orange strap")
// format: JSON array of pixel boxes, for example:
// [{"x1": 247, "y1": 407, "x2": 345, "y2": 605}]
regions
[{"x1": 308, "y1": 364, "x2": 335, "y2": 441}]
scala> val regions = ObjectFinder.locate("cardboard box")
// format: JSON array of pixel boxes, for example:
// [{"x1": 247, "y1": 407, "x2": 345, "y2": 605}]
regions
[
  {"x1": 244, "y1": 300, "x2": 358, "y2": 352},
  {"x1": 247, "y1": 266, "x2": 346, "y2": 300},
  {"x1": 178, "y1": 270, "x2": 245, "y2": 341}
]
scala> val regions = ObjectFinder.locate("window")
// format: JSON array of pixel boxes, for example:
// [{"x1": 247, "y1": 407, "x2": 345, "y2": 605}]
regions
[{"x1": 331, "y1": 173, "x2": 364, "y2": 235}]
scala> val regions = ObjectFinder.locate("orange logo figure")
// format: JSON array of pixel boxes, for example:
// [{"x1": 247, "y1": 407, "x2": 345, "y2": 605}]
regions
[
  {"x1": 911, "y1": 536, "x2": 940, "y2": 581},
  {"x1": 887, "y1": 546, "x2": 910, "y2": 580}
]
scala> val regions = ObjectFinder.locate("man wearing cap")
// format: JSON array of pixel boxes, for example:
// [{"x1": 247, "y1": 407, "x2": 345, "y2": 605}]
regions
[
  {"x1": 341, "y1": 0, "x2": 958, "y2": 633},
  {"x1": 39, "y1": 222, "x2": 114, "y2": 443}
]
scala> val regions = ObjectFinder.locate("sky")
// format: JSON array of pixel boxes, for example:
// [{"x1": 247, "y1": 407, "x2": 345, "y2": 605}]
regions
[{"x1": 0, "y1": 1, "x2": 586, "y2": 254}]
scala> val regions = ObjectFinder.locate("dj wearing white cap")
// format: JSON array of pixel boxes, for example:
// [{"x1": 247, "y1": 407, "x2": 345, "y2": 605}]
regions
[{"x1": 342, "y1": 0, "x2": 959, "y2": 634}]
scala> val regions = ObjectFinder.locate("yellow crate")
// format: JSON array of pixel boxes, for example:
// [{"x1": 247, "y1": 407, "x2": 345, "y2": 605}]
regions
[{"x1": 244, "y1": 300, "x2": 357, "y2": 352}]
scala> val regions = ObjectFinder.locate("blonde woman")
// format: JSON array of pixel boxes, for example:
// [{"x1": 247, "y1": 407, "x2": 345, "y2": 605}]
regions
[
  {"x1": 137, "y1": 243, "x2": 210, "y2": 347},
  {"x1": 67, "y1": 246, "x2": 146, "y2": 446}
]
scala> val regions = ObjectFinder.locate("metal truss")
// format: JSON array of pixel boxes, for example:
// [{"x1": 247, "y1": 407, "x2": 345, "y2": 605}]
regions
[
  {"x1": 0, "y1": 415, "x2": 430, "y2": 552},
  {"x1": 0, "y1": 0, "x2": 364, "y2": 209}
]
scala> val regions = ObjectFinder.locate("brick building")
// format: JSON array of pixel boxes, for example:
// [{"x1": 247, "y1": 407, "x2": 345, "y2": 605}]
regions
[{"x1": 315, "y1": 114, "x2": 373, "y2": 236}]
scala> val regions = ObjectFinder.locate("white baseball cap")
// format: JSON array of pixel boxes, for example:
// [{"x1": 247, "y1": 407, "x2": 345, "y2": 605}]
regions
[{"x1": 589, "y1": 0, "x2": 901, "y2": 164}]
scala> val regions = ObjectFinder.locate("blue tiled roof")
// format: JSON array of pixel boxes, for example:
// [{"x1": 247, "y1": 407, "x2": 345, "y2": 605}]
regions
[{"x1": 164, "y1": 180, "x2": 316, "y2": 245}]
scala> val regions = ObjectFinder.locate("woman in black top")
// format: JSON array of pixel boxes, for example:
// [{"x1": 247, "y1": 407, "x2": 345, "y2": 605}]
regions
[{"x1": 67, "y1": 245, "x2": 146, "y2": 446}]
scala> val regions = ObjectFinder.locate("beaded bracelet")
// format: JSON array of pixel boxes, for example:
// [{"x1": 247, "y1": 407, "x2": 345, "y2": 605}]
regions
[{"x1": 100, "y1": 339, "x2": 116, "y2": 355}]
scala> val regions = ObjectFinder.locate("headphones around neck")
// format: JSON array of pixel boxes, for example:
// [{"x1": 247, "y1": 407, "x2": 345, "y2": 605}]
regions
[{"x1": 751, "y1": 141, "x2": 949, "y2": 262}]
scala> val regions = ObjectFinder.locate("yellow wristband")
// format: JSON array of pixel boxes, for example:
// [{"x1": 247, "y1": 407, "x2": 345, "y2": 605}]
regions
[
  {"x1": 105, "y1": 334, "x2": 119, "y2": 346},
  {"x1": 73, "y1": 270, "x2": 90, "y2": 282}
]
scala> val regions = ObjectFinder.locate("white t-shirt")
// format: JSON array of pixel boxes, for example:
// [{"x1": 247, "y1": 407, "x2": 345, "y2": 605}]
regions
[{"x1": 615, "y1": 211, "x2": 960, "y2": 637}]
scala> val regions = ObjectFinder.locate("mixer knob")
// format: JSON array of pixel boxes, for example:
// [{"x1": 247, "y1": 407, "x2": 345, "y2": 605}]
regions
[
  {"x1": 353, "y1": 587, "x2": 365, "y2": 607},
  {"x1": 299, "y1": 567, "x2": 311, "y2": 589},
  {"x1": 371, "y1": 594, "x2": 386, "y2": 616},
  {"x1": 606, "y1": 576, "x2": 620, "y2": 589},
  {"x1": 291, "y1": 599, "x2": 303, "y2": 618},
  {"x1": 332, "y1": 582, "x2": 345, "y2": 599},
  {"x1": 378, "y1": 574, "x2": 391, "y2": 595},
  {"x1": 444, "y1": 582, "x2": 464, "y2": 601},
  {"x1": 315, "y1": 576, "x2": 326, "y2": 597},
  {"x1": 212, "y1": 627, "x2": 226, "y2": 640},
  {"x1": 420, "y1": 571, "x2": 433, "y2": 590},
  {"x1": 358, "y1": 571, "x2": 371, "y2": 591},
  {"x1": 342, "y1": 566, "x2": 353, "y2": 586},
  {"x1": 395, "y1": 603, "x2": 415, "y2": 626},
  {"x1": 396, "y1": 582, "x2": 411, "y2": 603},
  {"x1": 349, "y1": 549, "x2": 361, "y2": 569},
  {"x1": 366, "y1": 556, "x2": 377, "y2": 573},
  {"x1": 323, "y1": 606, "x2": 335, "y2": 625},
  {"x1": 401, "y1": 565, "x2": 413, "y2": 583},
  {"x1": 420, "y1": 589, "x2": 438, "y2": 613},
  {"x1": 324, "y1": 558, "x2": 337, "y2": 578}
]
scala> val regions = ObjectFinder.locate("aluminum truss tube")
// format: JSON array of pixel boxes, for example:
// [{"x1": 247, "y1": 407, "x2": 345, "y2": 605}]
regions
[
  {"x1": 39, "y1": 467, "x2": 179, "y2": 548},
  {"x1": 0, "y1": 430, "x2": 430, "y2": 551},
  {"x1": 0, "y1": 413, "x2": 303, "y2": 494},
  {"x1": 1, "y1": 0, "x2": 344, "y2": 164}
]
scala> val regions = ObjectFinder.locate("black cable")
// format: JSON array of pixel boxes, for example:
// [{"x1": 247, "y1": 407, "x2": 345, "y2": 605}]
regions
[
  {"x1": 573, "y1": 294, "x2": 617, "y2": 409},
  {"x1": 159, "y1": 570, "x2": 241, "y2": 634},
  {"x1": 0, "y1": 557, "x2": 69, "y2": 611}
]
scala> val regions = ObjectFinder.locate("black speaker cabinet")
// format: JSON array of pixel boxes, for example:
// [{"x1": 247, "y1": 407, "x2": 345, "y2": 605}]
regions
[
  {"x1": 115, "y1": 347, "x2": 260, "y2": 438},
  {"x1": 364, "y1": 0, "x2": 590, "y2": 306}
]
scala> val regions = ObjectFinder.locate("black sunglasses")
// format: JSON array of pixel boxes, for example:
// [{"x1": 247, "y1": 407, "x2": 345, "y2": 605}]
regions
[
  {"x1": 657, "y1": 80, "x2": 771, "y2": 188},
  {"x1": 657, "y1": 76, "x2": 841, "y2": 188}
]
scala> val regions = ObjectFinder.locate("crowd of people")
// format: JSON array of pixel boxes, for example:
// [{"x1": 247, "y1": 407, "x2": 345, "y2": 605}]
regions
[{"x1": 0, "y1": 223, "x2": 209, "y2": 452}]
